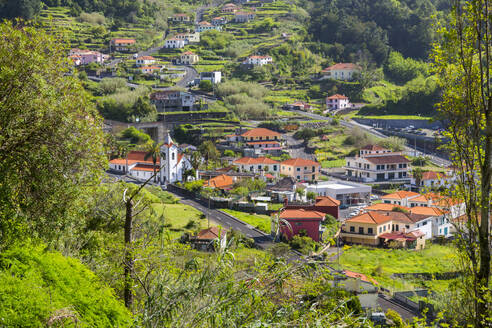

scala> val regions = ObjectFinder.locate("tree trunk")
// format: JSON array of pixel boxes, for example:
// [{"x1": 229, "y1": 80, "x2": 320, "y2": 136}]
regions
[{"x1": 124, "y1": 199, "x2": 134, "y2": 309}]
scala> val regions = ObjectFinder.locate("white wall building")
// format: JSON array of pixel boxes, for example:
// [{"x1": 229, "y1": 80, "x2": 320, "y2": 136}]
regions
[
  {"x1": 242, "y1": 55, "x2": 273, "y2": 66},
  {"x1": 303, "y1": 180, "x2": 371, "y2": 207},
  {"x1": 321, "y1": 63, "x2": 361, "y2": 81},
  {"x1": 199, "y1": 71, "x2": 222, "y2": 84},
  {"x1": 325, "y1": 94, "x2": 350, "y2": 111},
  {"x1": 159, "y1": 132, "x2": 192, "y2": 184},
  {"x1": 165, "y1": 38, "x2": 186, "y2": 49},
  {"x1": 233, "y1": 157, "x2": 280, "y2": 174},
  {"x1": 136, "y1": 56, "x2": 156, "y2": 66}
]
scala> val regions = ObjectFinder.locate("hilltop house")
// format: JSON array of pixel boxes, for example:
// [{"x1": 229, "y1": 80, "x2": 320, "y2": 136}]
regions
[
  {"x1": 196, "y1": 21, "x2": 222, "y2": 32},
  {"x1": 175, "y1": 51, "x2": 199, "y2": 65},
  {"x1": 110, "y1": 38, "x2": 136, "y2": 52},
  {"x1": 171, "y1": 13, "x2": 191, "y2": 22},
  {"x1": 69, "y1": 49, "x2": 108, "y2": 66},
  {"x1": 283, "y1": 101, "x2": 312, "y2": 111},
  {"x1": 281, "y1": 158, "x2": 321, "y2": 182},
  {"x1": 234, "y1": 11, "x2": 255, "y2": 22},
  {"x1": 175, "y1": 32, "x2": 201, "y2": 43},
  {"x1": 222, "y1": 3, "x2": 240, "y2": 12},
  {"x1": 344, "y1": 145, "x2": 410, "y2": 182},
  {"x1": 321, "y1": 63, "x2": 361, "y2": 81},
  {"x1": 136, "y1": 56, "x2": 156, "y2": 66},
  {"x1": 277, "y1": 209, "x2": 326, "y2": 242},
  {"x1": 140, "y1": 66, "x2": 162, "y2": 74},
  {"x1": 109, "y1": 133, "x2": 191, "y2": 184},
  {"x1": 233, "y1": 157, "x2": 280, "y2": 174},
  {"x1": 164, "y1": 37, "x2": 186, "y2": 49},
  {"x1": 211, "y1": 17, "x2": 228, "y2": 25},
  {"x1": 325, "y1": 94, "x2": 351, "y2": 111},
  {"x1": 150, "y1": 90, "x2": 197, "y2": 112},
  {"x1": 242, "y1": 55, "x2": 273, "y2": 66}
]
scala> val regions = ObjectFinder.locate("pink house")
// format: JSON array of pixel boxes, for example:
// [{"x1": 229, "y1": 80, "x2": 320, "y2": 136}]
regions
[
  {"x1": 278, "y1": 209, "x2": 326, "y2": 242},
  {"x1": 69, "y1": 49, "x2": 108, "y2": 66}
]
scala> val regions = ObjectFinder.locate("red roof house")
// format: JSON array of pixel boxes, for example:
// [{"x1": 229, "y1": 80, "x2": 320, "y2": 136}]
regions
[{"x1": 278, "y1": 209, "x2": 326, "y2": 242}]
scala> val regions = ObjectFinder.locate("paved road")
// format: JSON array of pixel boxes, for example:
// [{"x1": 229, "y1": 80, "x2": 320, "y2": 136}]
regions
[
  {"x1": 177, "y1": 196, "x2": 275, "y2": 248},
  {"x1": 284, "y1": 132, "x2": 315, "y2": 160},
  {"x1": 289, "y1": 109, "x2": 451, "y2": 167},
  {"x1": 377, "y1": 294, "x2": 419, "y2": 321}
]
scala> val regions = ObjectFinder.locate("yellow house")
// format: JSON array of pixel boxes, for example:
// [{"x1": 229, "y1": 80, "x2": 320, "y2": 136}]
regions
[
  {"x1": 179, "y1": 51, "x2": 199, "y2": 65},
  {"x1": 280, "y1": 158, "x2": 321, "y2": 182},
  {"x1": 341, "y1": 211, "x2": 426, "y2": 248}
]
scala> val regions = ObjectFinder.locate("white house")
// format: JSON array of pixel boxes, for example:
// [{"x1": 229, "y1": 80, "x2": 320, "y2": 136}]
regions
[
  {"x1": 411, "y1": 171, "x2": 456, "y2": 188},
  {"x1": 165, "y1": 38, "x2": 186, "y2": 49},
  {"x1": 69, "y1": 49, "x2": 108, "y2": 66},
  {"x1": 196, "y1": 21, "x2": 222, "y2": 32},
  {"x1": 304, "y1": 180, "x2": 371, "y2": 207},
  {"x1": 381, "y1": 191, "x2": 420, "y2": 207},
  {"x1": 175, "y1": 32, "x2": 201, "y2": 43},
  {"x1": 242, "y1": 55, "x2": 273, "y2": 66},
  {"x1": 321, "y1": 63, "x2": 361, "y2": 81},
  {"x1": 136, "y1": 56, "x2": 156, "y2": 66},
  {"x1": 233, "y1": 157, "x2": 280, "y2": 174},
  {"x1": 234, "y1": 11, "x2": 255, "y2": 22},
  {"x1": 141, "y1": 66, "x2": 162, "y2": 74},
  {"x1": 325, "y1": 94, "x2": 351, "y2": 111},
  {"x1": 345, "y1": 146, "x2": 411, "y2": 182},
  {"x1": 199, "y1": 71, "x2": 222, "y2": 84}
]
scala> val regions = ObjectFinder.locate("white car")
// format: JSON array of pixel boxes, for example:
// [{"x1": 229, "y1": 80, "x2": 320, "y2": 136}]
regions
[{"x1": 370, "y1": 194, "x2": 379, "y2": 200}]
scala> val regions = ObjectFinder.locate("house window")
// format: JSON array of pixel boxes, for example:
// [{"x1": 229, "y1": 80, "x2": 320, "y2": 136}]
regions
[
  {"x1": 273, "y1": 165, "x2": 277, "y2": 171},
  {"x1": 395, "y1": 225, "x2": 399, "y2": 231},
  {"x1": 423, "y1": 221, "x2": 427, "y2": 225},
  {"x1": 383, "y1": 225, "x2": 386, "y2": 231},
  {"x1": 368, "y1": 228, "x2": 373, "y2": 234},
  {"x1": 350, "y1": 226, "x2": 355, "y2": 232},
  {"x1": 358, "y1": 227, "x2": 364, "y2": 234},
  {"x1": 312, "y1": 166, "x2": 315, "y2": 172},
  {"x1": 297, "y1": 167, "x2": 301, "y2": 171},
  {"x1": 406, "y1": 225, "x2": 410, "y2": 229},
  {"x1": 172, "y1": 152, "x2": 175, "y2": 160},
  {"x1": 297, "y1": 176, "x2": 300, "y2": 179},
  {"x1": 379, "y1": 227, "x2": 382, "y2": 233}
]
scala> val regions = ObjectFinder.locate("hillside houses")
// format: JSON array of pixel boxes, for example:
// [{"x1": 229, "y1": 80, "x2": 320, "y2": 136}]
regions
[
  {"x1": 280, "y1": 158, "x2": 321, "y2": 182},
  {"x1": 196, "y1": 21, "x2": 222, "y2": 32},
  {"x1": 175, "y1": 32, "x2": 200, "y2": 43},
  {"x1": 171, "y1": 13, "x2": 191, "y2": 22},
  {"x1": 69, "y1": 49, "x2": 108, "y2": 66},
  {"x1": 222, "y1": 3, "x2": 240, "y2": 12},
  {"x1": 110, "y1": 38, "x2": 135, "y2": 52},
  {"x1": 211, "y1": 17, "x2": 228, "y2": 26},
  {"x1": 175, "y1": 51, "x2": 200, "y2": 65},
  {"x1": 325, "y1": 94, "x2": 352, "y2": 111},
  {"x1": 165, "y1": 37, "x2": 186, "y2": 49},
  {"x1": 242, "y1": 55, "x2": 273, "y2": 66},
  {"x1": 345, "y1": 145, "x2": 411, "y2": 182},
  {"x1": 321, "y1": 63, "x2": 361, "y2": 80},
  {"x1": 278, "y1": 209, "x2": 326, "y2": 242},
  {"x1": 150, "y1": 90, "x2": 198, "y2": 112},
  {"x1": 135, "y1": 56, "x2": 156, "y2": 66},
  {"x1": 234, "y1": 11, "x2": 255, "y2": 22},
  {"x1": 140, "y1": 66, "x2": 162, "y2": 74}
]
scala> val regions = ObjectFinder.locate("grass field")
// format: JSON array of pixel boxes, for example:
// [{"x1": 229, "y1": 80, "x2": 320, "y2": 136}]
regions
[
  {"x1": 152, "y1": 203, "x2": 212, "y2": 239},
  {"x1": 221, "y1": 209, "x2": 272, "y2": 234},
  {"x1": 338, "y1": 244, "x2": 458, "y2": 291},
  {"x1": 321, "y1": 159, "x2": 345, "y2": 168}
]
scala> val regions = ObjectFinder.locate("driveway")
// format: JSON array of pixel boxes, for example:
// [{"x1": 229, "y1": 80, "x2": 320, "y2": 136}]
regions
[{"x1": 284, "y1": 132, "x2": 315, "y2": 160}]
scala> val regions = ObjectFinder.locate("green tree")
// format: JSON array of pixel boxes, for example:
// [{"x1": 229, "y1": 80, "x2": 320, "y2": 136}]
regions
[
  {"x1": 199, "y1": 80, "x2": 213, "y2": 92},
  {"x1": 412, "y1": 168, "x2": 423, "y2": 188},
  {"x1": 0, "y1": 21, "x2": 106, "y2": 248},
  {"x1": 199, "y1": 140, "x2": 220, "y2": 167},
  {"x1": 432, "y1": 1, "x2": 491, "y2": 325},
  {"x1": 307, "y1": 191, "x2": 317, "y2": 201}
]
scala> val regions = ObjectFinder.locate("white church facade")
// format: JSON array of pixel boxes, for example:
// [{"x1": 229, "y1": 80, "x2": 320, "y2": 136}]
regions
[{"x1": 108, "y1": 133, "x2": 192, "y2": 184}]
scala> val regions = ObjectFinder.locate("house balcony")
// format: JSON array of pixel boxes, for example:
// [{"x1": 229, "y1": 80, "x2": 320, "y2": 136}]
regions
[
  {"x1": 340, "y1": 231, "x2": 377, "y2": 239},
  {"x1": 344, "y1": 166, "x2": 409, "y2": 173}
]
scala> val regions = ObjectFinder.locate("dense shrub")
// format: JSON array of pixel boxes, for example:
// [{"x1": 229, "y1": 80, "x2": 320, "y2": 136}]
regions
[
  {"x1": 384, "y1": 51, "x2": 429, "y2": 85},
  {"x1": 0, "y1": 245, "x2": 131, "y2": 327},
  {"x1": 78, "y1": 12, "x2": 106, "y2": 25}
]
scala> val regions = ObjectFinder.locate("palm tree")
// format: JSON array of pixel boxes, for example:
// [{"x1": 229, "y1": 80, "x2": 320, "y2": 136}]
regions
[
  {"x1": 189, "y1": 151, "x2": 202, "y2": 180},
  {"x1": 412, "y1": 168, "x2": 423, "y2": 190},
  {"x1": 144, "y1": 141, "x2": 163, "y2": 183}
]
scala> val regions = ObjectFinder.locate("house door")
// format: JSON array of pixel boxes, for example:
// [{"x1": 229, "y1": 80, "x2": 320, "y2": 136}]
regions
[{"x1": 444, "y1": 227, "x2": 448, "y2": 235}]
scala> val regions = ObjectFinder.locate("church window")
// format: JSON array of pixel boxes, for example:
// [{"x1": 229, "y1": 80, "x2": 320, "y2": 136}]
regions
[{"x1": 172, "y1": 152, "x2": 175, "y2": 160}]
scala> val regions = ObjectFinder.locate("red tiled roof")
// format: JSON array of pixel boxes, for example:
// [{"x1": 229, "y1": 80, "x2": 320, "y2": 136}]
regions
[
  {"x1": 361, "y1": 144, "x2": 387, "y2": 151},
  {"x1": 326, "y1": 94, "x2": 348, "y2": 100},
  {"x1": 248, "y1": 55, "x2": 272, "y2": 59},
  {"x1": 182, "y1": 51, "x2": 195, "y2": 55},
  {"x1": 344, "y1": 270, "x2": 379, "y2": 285},
  {"x1": 345, "y1": 212, "x2": 393, "y2": 225},
  {"x1": 138, "y1": 56, "x2": 155, "y2": 60},
  {"x1": 246, "y1": 141, "x2": 280, "y2": 145},
  {"x1": 315, "y1": 196, "x2": 340, "y2": 207},
  {"x1": 363, "y1": 155, "x2": 410, "y2": 165},
  {"x1": 364, "y1": 203, "x2": 410, "y2": 212},
  {"x1": 141, "y1": 66, "x2": 160, "y2": 70},
  {"x1": 198, "y1": 21, "x2": 212, "y2": 26},
  {"x1": 323, "y1": 63, "x2": 360, "y2": 71},
  {"x1": 281, "y1": 158, "x2": 320, "y2": 167},
  {"x1": 131, "y1": 164, "x2": 158, "y2": 172},
  {"x1": 279, "y1": 209, "x2": 326, "y2": 219},
  {"x1": 420, "y1": 171, "x2": 448, "y2": 181},
  {"x1": 379, "y1": 231, "x2": 423, "y2": 241},
  {"x1": 409, "y1": 206, "x2": 446, "y2": 216},
  {"x1": 196, "y1": 226, "x2": 226, "y2": 240},
  {"x1": 233, "y1": 157, "x2": 279, "y2": 165},
  {"x1": 241, "y1": 128, "x2": 280, "y2": 138},
  {"x1": 203, "y1": 174, "x2": 234, "y2": 189},
  {"x1": 381, "y1": 191, "x2": 419, "y2": 200},
  {"x1": 409, "y1": 192, "x2": 441, "y2": 203},
  {"x1": 112, "y1": 38, "x2": 135, "y2": 44}
]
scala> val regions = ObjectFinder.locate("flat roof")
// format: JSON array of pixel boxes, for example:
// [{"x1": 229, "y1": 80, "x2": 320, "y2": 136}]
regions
[
  {"x1": 321, "y1": 183, "x2": 356, "y2": 190},
  {"x1": 304, "y1": 180, "x2": 371, "y2": 192}
]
